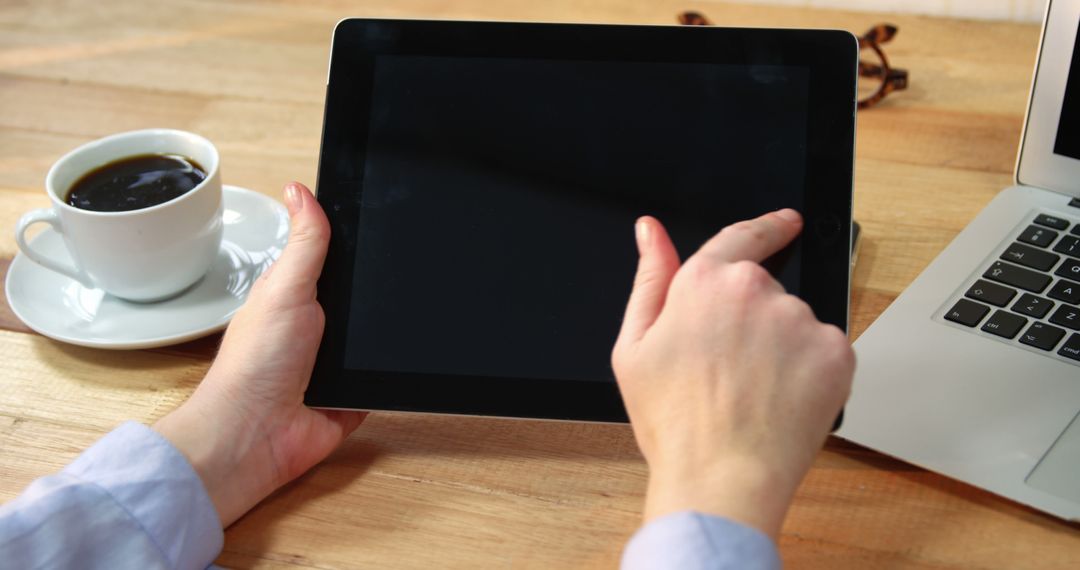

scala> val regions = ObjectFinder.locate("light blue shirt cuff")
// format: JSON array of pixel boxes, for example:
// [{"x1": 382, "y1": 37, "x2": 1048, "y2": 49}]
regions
[
  {"x1": 62, "y1": 421, "x2": 224, "y2": 569},
  {"x1": 621, "y1": 511, "x2": 781, "y2": 570}
]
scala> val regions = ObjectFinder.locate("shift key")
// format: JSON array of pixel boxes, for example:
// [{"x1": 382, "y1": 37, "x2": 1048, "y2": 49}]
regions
[
  {"x1": 964, "y1": 279, "x2": 1016, "y2": 306},
  {"x1": 984, "y1": 261, "x2": 1052, "y2": 292}
]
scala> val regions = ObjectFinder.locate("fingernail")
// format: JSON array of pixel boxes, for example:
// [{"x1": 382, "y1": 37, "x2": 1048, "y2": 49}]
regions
[
  {"x1": 284, "y1": 183, "x2": 304, "y2": 215},
  {"x1": 635, "y1": 218, "x2": 651, "y2": 250},
  {"x1": 774, "y1": 208, "x2": 801, "y2": 224}
]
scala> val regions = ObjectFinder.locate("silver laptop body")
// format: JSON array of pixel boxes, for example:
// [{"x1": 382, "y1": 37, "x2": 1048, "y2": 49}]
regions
[{"x1": 838, "y1": 0, "x2": 1080, "y2": 521}]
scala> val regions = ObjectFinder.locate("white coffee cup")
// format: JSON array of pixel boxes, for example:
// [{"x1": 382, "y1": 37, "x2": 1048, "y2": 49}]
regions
[{"x1": 15, "y1": 129, "x2": 224, "y2": 302}]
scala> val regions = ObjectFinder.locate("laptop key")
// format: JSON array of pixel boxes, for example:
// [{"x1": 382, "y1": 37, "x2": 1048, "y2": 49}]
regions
[
  {"x1": 1017, "y1": 225, "x2": 1059, "y2": 248},
  {"x1": 1001, "y1": 242, "x2": 1060, "y2": 271},
  {"x1": 945, "y1": 299, "x2": 990, "y2": 327},
  {"x1": 980, "y1": 310, "x2": 1027, "y2": 339},
  {"x1": 1049, "y1": 305, "x2": 1080, "y2": 330},
  {"x1": 1012, "y1": 293, "x2": 1055, "y2": 318},
  {"x1": 1034, "y1": 214, "x2": 1070, "y2": 230},
  {"x1": 983, "y1": 261, "x2": 1052, "y2": 292},
  {"x1": 1047, "y1": 279, "x2": 1080, "y2": 304},
  {"x1": 1059, "y1": 333, "x2": 1080, "y2": 361},
  {"x1": 1019, "y1": 322, "x2": 1067, "y2": 351},
  {"x1": 964, "y1": 279, "x2": 1016, "y2": 306},
  {"x1": 1054, "y1": 258, "x2": 1080, "y2": 281},
  {"x1": 1053, "y1": 235, "x2": 1080, "y2": 257}
]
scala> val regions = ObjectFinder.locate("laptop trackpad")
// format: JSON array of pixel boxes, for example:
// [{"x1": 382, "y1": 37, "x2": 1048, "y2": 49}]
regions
[{"x1": 1026, "y1": 410, "x2": 1080, "y2": 504}]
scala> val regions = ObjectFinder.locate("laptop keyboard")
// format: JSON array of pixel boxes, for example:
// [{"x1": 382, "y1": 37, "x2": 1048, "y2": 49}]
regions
[{"x1": 943, "y1": 211, "x2": 1080, "y2": 365}]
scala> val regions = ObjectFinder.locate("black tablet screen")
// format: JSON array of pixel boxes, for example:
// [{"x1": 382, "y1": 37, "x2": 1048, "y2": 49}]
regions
[{"x1": 345, "y1": 55, "x2": 809, "y2": 383}]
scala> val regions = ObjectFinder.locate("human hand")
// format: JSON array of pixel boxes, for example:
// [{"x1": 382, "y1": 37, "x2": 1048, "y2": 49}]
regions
[
  {"x1": 611, "y1": 210, "x2": 855, "y2": 539},
  {"x1": 154, "y1": 182, "x2": 365, "y2": 527}
]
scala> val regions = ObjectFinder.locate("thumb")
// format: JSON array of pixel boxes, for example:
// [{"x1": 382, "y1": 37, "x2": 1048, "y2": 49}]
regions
[
  {"x1": 616, "y1": 216, "x2": 681, "y2": 346},
  {"x1": 271, "y1": 182, "x2": 330, "y2": 297}
]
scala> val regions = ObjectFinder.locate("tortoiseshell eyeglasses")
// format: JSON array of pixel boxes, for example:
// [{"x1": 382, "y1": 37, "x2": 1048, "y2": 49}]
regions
[{"x1": 677, "y1": 11, "x2": 909, "y2": 110}]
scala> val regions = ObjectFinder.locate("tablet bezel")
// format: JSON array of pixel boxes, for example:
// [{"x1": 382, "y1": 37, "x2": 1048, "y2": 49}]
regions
[{"x1": 307, "y1": 18, "x2": 856, "y2": 422}]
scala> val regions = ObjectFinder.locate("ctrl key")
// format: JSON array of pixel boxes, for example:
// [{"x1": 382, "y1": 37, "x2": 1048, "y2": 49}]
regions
[
  {"x1": 981, "y1": 310, "x2": 1027, "y2": 339},
  {"x1": 1059, "y1": 333, "x2": 1080, "y2": 362},
  {"x1": 945, "y1": 298, "x2": 991, "y2": 327}
]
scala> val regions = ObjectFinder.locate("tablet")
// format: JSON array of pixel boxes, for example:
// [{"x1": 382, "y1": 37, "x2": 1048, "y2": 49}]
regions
[{"x1": 307, "y1": 19, "x2": 856, "y2": 421}]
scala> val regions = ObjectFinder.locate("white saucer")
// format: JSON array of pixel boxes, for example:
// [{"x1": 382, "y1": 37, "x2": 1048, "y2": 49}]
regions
[{"x1": 6, "y1": 185, "x2": 289, "y2": 349}]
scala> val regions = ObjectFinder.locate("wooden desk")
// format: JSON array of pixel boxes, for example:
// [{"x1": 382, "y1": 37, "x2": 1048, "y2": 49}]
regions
[{"x1": 1, "y1": 1, "x2": 1076, "y2": 567}]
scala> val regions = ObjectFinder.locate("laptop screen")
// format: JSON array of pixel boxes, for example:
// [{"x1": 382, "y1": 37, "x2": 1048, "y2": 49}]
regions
[{"x1": 1053, "y1": 17, "x2": 1080, "y2": 160}]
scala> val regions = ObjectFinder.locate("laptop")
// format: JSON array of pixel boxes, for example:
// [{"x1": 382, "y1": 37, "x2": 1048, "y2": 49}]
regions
[{"x1": 838, "y1": 0, "x2": 1080, "y2": 521}]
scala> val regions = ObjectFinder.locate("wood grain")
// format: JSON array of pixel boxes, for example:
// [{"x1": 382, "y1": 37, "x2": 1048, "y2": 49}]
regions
[{"x1": 1, "y1": 1, "x2": 1077, "y2": 568}]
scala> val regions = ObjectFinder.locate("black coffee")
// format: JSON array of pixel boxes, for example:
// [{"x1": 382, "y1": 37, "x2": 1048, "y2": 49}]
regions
[{"x1": 66, "y1": 154, "x2": 207, "y2": 212}]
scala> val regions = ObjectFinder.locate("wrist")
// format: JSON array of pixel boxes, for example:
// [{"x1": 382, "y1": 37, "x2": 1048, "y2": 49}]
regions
[
  {"x1": 153, "y1": 388, "x2": 279, "y2": 527},
  {"x1": 643, "y1": 455, "x2": 797, "y2": 539}
]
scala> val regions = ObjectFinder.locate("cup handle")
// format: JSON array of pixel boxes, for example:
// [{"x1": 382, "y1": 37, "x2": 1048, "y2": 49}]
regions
[{"x1": 15, "y1": 209, "x2": 94, "y2": 288}]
